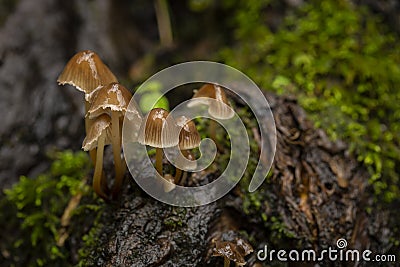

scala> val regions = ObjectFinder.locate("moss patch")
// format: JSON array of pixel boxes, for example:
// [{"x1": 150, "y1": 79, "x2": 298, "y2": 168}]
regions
[{"x1": 0, "y1": 151, "x2": 103, "y2": 266}]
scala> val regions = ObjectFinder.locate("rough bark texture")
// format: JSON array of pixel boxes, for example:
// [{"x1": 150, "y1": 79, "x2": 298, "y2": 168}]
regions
[{"x1": 262, "y1": 93, "x2": 390, "y2": 252}]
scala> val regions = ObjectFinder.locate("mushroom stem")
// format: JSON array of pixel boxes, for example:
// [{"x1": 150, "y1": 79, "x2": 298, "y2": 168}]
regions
[
  {"x1": 162, "y1": 174, "x2": 175, "y2": 192},
  {"x1": 111, "y1": 112, "x2": 124, "y2": 198},
  {"x1": 174, "y1": 168, "x2": 182, "y2": 184},
  {"x1": 224, "y1": 256, "x2": 230, "y2": 267},
  {"x1": 156, "y1": 147, "x2": 163, "y2": 175},
  {"x1": 179, "y1": 172, "x2": 188, "y2": 186},
  {"x1": 119, "y1": 117, "x2": 128, "y2": 175},
  {"x1": 85, "y1": 101, "x2": 97, "y2": 165},
  {"x1": 85, "y1": 102, "x2": 109, "y2": 194},
  {"x1": 84, "y1": 101, "x2": 91, "y2": 132},
  {"x1": 92, "y1": 131, "x2": 108, "y2": 200},
  {"x1": 174, "y1": 149, "x2": 184, "y2": 183}
]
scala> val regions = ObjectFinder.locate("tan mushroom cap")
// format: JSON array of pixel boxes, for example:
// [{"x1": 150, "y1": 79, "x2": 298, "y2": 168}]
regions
[
  {"x1": 87, "y1": 82, "x2": 133, "y2": 119},
  {"x1": 82, "y1": 114, "x2": 112, "y2": 151},
  {"x1": 57, "y1": 50, "x2": 118, "y2": 100},
  {"x1": 188, "y1": 83, "x2": 234, "y2": 120},
  {"x1": 176, "y1": 116, "x2": 201, "y2": 150},
  {"x1": 212, "y1": 241, "x2": 246, "y2": 266},
  {"x1": 138, "y1": 108, "x2": 179, "y2": 148}
]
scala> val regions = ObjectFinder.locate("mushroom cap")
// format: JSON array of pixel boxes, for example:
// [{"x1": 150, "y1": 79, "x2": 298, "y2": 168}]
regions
[
  {"x1": 137, "y1": 108, "x2": 179, "y2": 148},
  {"x1": 57, "y1": 50, "x2": 118, "y2": 100},
  {"x1": 212, "y1": 241, "x2": 246, "y2": 265},
  {"x1": 82, "y1": 114, "x2": 112, "y2": 151},
  {"x1": 176, "y1": 116, "x2": 201, "y2": 150},
  {"x1": 87, "y1": 82, "x2": 133, "y2": 119},
  {"x1": 162, "y1": 174, "x2": 176, "y2": 193},
  {"x1": 187, "y1": 83, "x2": 234, "y2": 120}
]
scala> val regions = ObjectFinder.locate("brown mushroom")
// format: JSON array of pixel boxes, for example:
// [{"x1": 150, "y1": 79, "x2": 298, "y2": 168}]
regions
[
  {"x1": 82, "y1": 114, "x2": 112, "y2": 200},
  {"x1": 87, "y1": 82, "x2": 136, "y2": 198},
  {"x1": 187, "y1": 83, "x2": 234, "y2": 147},
  {"x1": 213, "y1": 241, "x2": 246, "y2": 267},
  {"x1": 137, "y1": 108, "x2": 179, "y2": 176},
  {"x1": 162, "y1": 174, "x2": 176, "y2": 193},
  {"x1": 57, "y1": 50, "x2": 118, "y2": 98},
  {"x1": 174, "y1": 116, "x2": 200, "y2": 184},
  {"x1": 57, "y1": 50, "x2": 118, "y2": 164},
  {"x1": 188, "y1": 83, "x2": 234, "y2": 119}
]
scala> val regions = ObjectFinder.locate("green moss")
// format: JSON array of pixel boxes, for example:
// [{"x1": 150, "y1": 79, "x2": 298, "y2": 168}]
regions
[
  {"x1": 163, "y1": 207, "x2": 187, "y2": 230},
  {"x1": 77, "y1": 211, "x2": 105, "y2": 267},
  {"x1": 0, "y1": 150, "x2": 102, "y2": 266},
  {"x1": 221, "y1": 0, "x2": 400, "y2": 204}
]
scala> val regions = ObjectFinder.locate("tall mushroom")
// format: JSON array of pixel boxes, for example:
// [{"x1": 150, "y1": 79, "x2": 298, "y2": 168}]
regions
[
  {"x1": 82, "y1": 114, "x2": 112, "y2": 200},
  {"x1": 137, "y1": 108, "x2": 179, "y2": 176},
  {"x1": 87, "y1": 82, "x2": 137, "y2": 198},
  {"x1": 187, "y1": 83, "x2": 234, "y2": 147},
  {"x1": 174, "y1": 116, "x2": 200, "y2": 183},
  {"x1": 57, "y1": 50, "x2": 118, "y2": 164}
]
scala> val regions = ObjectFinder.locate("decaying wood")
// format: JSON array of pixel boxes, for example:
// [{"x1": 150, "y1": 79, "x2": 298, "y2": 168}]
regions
[{"x1": 82, "y1": 91, "x2": 391, "y2": 266}]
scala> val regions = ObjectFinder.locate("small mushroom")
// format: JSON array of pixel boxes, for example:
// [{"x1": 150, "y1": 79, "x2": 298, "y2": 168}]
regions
[
  {"x1": 213, "y1": 241, "x2": 246, "y2": 267},
  {"x1": 187, "y1": 83, "x2": 234, "y2": 148},
  {"x1": 138, "y1": 108, "x2": 179, "y2": 176},
  {"x1": 82, "y1": 114, "x2": 112, "y2": 200},
  {"x1": 87, "y1": 82, "x2": 137, "y2": 198},
  {"x1": 188, "y1": 83, "x2": 234, "y2": 119},
  {"x1": 174, "y1": 116, "x2": 200, "y2": 184},
  {"x1": 162, "y1": 174, "x2": 176, "y2": 193},
  {"x1": 57, "y1": 50, "x2": 118, "y2": 164},
  {"x1": 211, "y1": 233, "x2": 254, "y2": 267}
]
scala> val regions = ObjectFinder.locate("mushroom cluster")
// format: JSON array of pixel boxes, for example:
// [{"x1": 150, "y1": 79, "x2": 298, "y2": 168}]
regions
[
  {"x1": 137, "y1": 108, "x2": 201, "y2": 192},
  {"x1": 58, "y1": 50, "x2": 141, "y2": 200},
  {"x1": 133, "y1": 83, "x2": 233, "y2": 190},
  {"x1": 58, "y1": 51, "x2": 233, "y2": 199}
]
